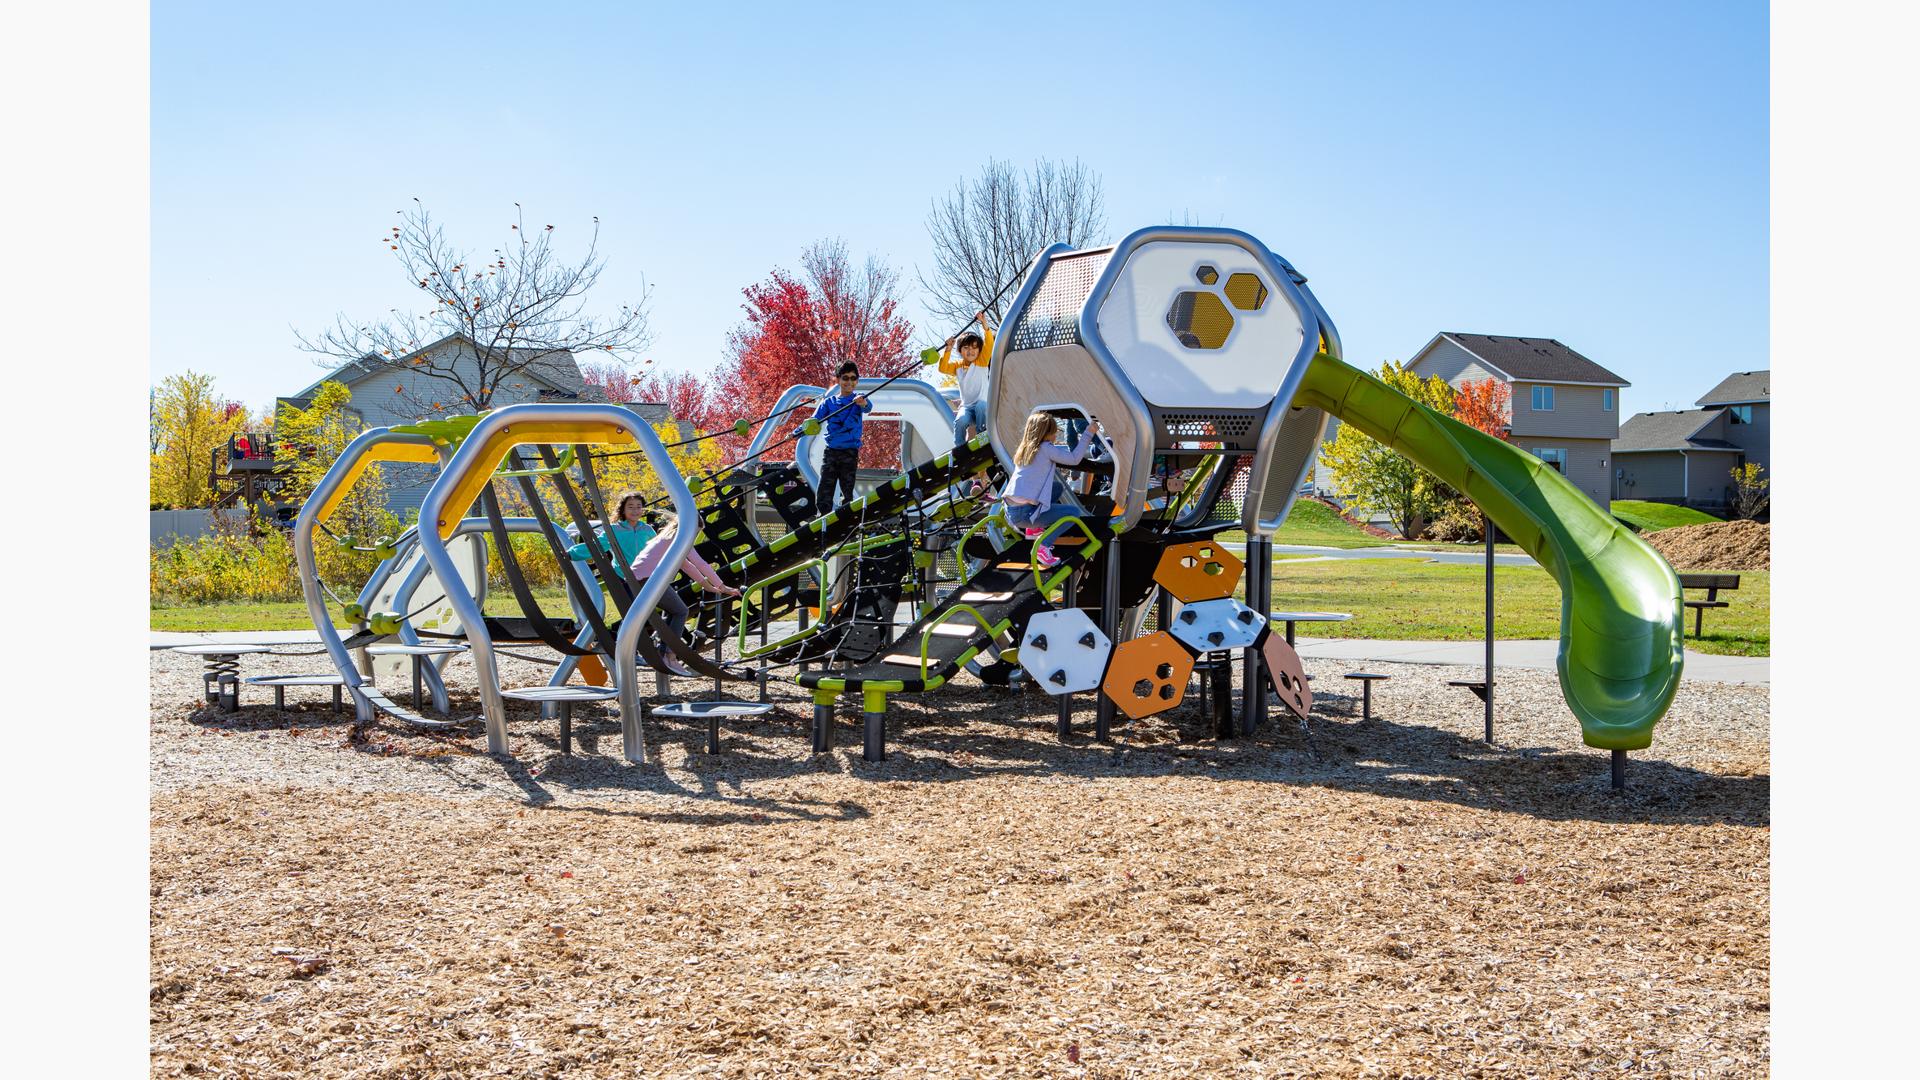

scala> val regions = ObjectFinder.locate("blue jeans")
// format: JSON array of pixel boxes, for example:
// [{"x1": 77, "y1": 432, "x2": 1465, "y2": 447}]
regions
[
  {"x1": 1004, "y1": 502, "x2": 1081, "y2": 548},
  {"x1": 953, "y1": 400, "x2": 988, "y2": 447}
]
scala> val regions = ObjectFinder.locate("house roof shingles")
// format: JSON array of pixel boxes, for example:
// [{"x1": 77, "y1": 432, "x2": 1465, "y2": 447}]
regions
[
  {"x1": 1612, "y1": 409, "x2": 1743, "y2": 453},
  {"x1": 1696, "y1": 369, "x2": 1769, "y2": 406},
  {"x1": 1444, "y1": 332, "x2": 1630, "y2": 386},
  {"x1": 296, "y1": 332, "x2": 585, "y2": 400}
]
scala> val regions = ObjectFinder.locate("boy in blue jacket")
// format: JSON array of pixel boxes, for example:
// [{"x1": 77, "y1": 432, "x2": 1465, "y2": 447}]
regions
[{"x1": 799, "y1": 361, "x2": 871, "y2": 513}]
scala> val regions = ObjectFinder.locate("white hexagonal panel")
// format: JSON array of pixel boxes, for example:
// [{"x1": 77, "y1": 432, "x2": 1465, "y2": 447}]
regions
[
  {"x1": 1018, "y1": 608, "x2": 1113, "y2": 695},
  {"x1": 1168, "y1": 597, "x2": 1266, "y2": 653}
]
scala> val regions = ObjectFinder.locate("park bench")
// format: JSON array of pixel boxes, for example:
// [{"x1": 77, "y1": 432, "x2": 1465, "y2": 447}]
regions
[{"x1": 1678, "y1": 573, "x2": 1741, "y2": 639}]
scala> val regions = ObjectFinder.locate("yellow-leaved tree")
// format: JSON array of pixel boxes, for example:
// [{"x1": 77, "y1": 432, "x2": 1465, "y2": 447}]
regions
[
  {"x1": 275, "y1": 381, "x2": 402, "y2": 586},
  {"x1": 1316, "y1": 360, "x2": 1461, "y2": 539},
  {"x1": 150, "y1": 372, "x2": 250, "y2": 508}
]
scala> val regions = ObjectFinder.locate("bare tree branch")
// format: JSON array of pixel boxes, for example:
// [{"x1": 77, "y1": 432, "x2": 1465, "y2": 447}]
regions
[
  {"x1": 918, "y1": 159, "x2": 1108, "y2": 333},
  {"x1": 296, "y1": 202, "x2": 653, "y2": 412}
]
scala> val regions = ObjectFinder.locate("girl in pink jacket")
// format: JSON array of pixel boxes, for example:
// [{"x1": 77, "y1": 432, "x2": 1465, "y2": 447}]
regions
[{"x1": 627, "y1": 515, "x2": 740, "y2": 657}]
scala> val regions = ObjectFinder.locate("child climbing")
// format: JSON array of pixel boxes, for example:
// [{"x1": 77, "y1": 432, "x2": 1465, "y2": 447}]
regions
[
  {"x1": 566, "y1": 490, "x2": 657, "y2": 565},
  {"x1": 1000, "y1": 411, "x2": 1102, "y2": 569},
  {"x1": 797, "y1": 361, "x2": 871, "y2": 514},
  {"x1": 937, "y1": 311, "x2": 995, "y2": 448},
  {"x1": 628, "y1": 512, "x2": 741, "y2": 673}
]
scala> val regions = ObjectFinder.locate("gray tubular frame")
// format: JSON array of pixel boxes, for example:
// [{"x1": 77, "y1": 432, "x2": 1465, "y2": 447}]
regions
[
  {"x1": 414, "y1": 404, "x2": 695, "y2": 763},
  {"x1": 1248, "y1": 250, "x2": 1344, "y2": 535},
  {"x1": 987, "y1": 243, "x2": 1074, "y2": 480},
  {"x1": 292, "y1": 427, "x2": 446, "y2": 723}
]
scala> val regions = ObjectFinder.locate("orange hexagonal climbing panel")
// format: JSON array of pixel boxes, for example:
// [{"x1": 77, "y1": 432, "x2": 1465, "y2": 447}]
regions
[
  {"x1": 1152, "y1": 540, "x2": 1243, "y2": 602},
  {"x1": 1100, "y1": 631, "x2": 1196, "y2": 720}
]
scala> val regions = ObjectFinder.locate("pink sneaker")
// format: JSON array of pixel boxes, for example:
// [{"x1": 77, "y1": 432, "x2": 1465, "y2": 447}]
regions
[
  {"x1": 1022, "y1": 526, "x2": 1046, "y2": 539},
  {"x1": 1034, "y1": 544, "x2": 1061, "y2": 569}
]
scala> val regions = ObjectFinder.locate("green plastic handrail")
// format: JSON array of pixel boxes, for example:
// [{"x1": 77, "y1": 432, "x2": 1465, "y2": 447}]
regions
[
  {"x1": 918, "y1": 602, "x2": 1000, "y2": 683},
  {"x1": 493, "y1": 447, "x2": 576, "y2": 478},
  {"x1": 734, "y1": 558, "x2": 831, "y2": 659},
  {"x1": 1028, "y1": 513, "x2": 1099, "y2": 593}
]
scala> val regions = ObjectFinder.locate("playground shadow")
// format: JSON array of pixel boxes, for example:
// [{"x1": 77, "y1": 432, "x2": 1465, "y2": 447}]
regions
[{"x1": 451, "y1": 682, "x2": 1767, "y2": 830}]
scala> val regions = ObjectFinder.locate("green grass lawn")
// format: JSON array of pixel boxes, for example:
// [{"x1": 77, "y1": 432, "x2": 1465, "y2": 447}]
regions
[
  {"x1": 1243, "y1": 558, "x2": 1768, "y2": 657},
  {"x1": 151, "y1": 586, "x2": 578, "y2": 633},
  {"x1": 1216, "y1": 498, "x2": 1393, "y2": 549},
  {"x1": 1611, "y1": 500, "x2": 1724, "y2": 532}
]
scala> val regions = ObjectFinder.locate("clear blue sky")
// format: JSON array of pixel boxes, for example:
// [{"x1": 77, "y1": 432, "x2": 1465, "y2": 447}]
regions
[{"x1": 153, "y1": 0, "x2": 1766, "y2": 417}]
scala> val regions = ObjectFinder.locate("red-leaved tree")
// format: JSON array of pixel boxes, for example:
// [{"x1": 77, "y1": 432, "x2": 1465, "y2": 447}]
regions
[
  {"x1": 1454, "y1": 378, "x2": 1512, "y2": 440},
  {"x1": 579, "y1": 360, "x2": 716, "y2": 430},
  {"x1": 713, "y1": 239, "x2": 914, "y2": 468}
]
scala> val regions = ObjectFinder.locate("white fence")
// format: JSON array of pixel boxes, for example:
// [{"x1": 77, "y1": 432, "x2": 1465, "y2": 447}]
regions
[{"x1": 150, "y1": 509, "x2": 248, "y2": 548}]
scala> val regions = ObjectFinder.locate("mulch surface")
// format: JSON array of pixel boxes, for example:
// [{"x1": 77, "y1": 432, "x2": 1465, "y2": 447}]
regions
[
  {"x1": 151, "y1": 648, "x2": 1768, "y2": 1077},
  {"x1": 1646, "y1": 521, "x2": 1770, "y2": 572}
]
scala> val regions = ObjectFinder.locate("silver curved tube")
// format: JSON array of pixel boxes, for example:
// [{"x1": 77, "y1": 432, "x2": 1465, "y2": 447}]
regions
[
  {"x1": 413, "y1": 404, "x2": 695, "y2": 763},
  {"x1": 292, "y1": 427, "x2": 445, "y2": 721}
]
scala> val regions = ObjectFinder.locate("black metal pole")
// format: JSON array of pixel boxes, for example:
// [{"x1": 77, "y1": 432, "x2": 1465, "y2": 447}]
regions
[
  {"x1": 1095, "y1": 539, "x2": 1121, "y2": 742},
  {"x1": 1242, "y1": 535, "x2": 1271, "y2": 736},
  {"x1": 1611, "y1": 748, "x2": 1626, "y2": 791},
  {"x1": 1483, "y1": 513, "x2": 1495, "y2": 744},
  {"x1": 1057, "y1": 570, "x2": 1077, "y2": 740}
]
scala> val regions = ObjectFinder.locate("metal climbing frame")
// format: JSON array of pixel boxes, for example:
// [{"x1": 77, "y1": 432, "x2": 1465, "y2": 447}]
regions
[{"x1": 413, "y1": 404, "x2": 697, "y2": 763}]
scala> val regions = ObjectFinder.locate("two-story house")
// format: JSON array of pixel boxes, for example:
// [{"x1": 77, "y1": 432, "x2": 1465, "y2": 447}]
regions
[
  {"x1": 1610, "y1": 370, "x2": 1768, "y2": 510},
  {"x1": 1695, "y1": 370, "x2": 1769, "y2": 474},
  {"x1": 284, "y1": 333, "x2": 587, "y2": 517},
  {"x1": 1403, "y1": 332, "x2": 1629, "y2": 507}
]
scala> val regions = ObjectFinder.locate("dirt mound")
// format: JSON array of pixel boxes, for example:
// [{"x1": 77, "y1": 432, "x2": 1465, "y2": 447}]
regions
[{"x1": 1646, "y1": 519, "x2": 1770, "y2": 570}]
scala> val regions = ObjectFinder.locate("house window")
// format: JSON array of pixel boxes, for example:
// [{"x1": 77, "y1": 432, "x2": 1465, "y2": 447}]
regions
[
  {"x1": 1602, "y1": 388, "x2": 1614, "y2": 411},
  {"x1": 1531, "y1": 385, "x2": 1554, "y2": 411},
  {"x1": 1533, "y1": 447, "x2": 1566, "y2": 473},
  {"x1": 1729, "y1": 404, "x2": 1753, "y2": 424}
]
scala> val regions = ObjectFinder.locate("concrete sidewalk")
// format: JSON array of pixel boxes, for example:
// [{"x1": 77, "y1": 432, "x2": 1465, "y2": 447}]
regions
[
  {"x1": 151, "y1": 629, "x2": 1766, "y2": 685},
  {"x1": 1224, "y1": 542, "x2": 1540, "y2": 568},
  {"x1": 1288, "y1": 636, "x2": 1767, "y2": 685}
]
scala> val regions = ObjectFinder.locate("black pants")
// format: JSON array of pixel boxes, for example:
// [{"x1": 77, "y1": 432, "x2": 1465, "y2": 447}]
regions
[{"x1": 818, "y1": 447, "x2": 859, "y2": 513}]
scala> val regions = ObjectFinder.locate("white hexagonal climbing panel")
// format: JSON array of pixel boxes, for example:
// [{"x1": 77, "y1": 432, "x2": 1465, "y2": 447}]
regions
[
  {"x1": 1168, "y1": 597, "x2": 1266, "y2": 653},
  {"x1": 1018, "y1": 608, "x2": 1113, "y2": 695}
]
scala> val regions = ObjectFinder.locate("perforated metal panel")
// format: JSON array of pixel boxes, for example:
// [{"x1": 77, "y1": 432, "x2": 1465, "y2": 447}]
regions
[
  {"x1": 1008, "y1": 249, "x2": 1112, "y2": 351},
  {"x1": 1257, "y1": 406, "x2": 1329, "y2": 527}
]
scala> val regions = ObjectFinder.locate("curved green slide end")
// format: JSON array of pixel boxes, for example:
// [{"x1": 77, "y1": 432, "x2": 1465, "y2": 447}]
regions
[{"x1": 1292, "y1": 352, "x2": 1684, "y2": 750}]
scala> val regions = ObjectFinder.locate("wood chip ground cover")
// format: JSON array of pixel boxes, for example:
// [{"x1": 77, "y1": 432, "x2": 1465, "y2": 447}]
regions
[{"x1": 150, "y1": 649, "x2": 1768, "y2": 1077}]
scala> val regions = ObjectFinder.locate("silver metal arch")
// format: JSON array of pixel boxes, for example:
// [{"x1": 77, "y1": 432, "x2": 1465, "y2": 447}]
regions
[
  {"x1": 291, "y1": 427, "x2": 445, "y2": 722},
  {"x1": 414, "y1": 404, "x2": 696, "y2": 763}
]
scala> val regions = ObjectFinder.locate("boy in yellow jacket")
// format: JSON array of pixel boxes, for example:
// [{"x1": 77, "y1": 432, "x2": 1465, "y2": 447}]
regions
[{"x1": 937, "y1": 311, "x2": 995, "y2": 448}]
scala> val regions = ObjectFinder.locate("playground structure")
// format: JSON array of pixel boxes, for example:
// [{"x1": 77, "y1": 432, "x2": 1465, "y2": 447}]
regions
[{"x1": 277, "y1": 226, "x2": 1685, "y2": 785}]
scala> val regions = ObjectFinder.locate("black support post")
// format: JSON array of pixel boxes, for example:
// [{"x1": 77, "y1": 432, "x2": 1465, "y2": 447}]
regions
[
  {"x1": 1095, "y1": 539, "x2": 1122, "y2": 742},
  {"x1": 1611, "y1": 749, "x2": 1626, "y2": 791},
  {"x1": 1057, "y1": 570, "x2": 1078, "y2": 741},
  {"x1": 1483, "y1": 513, "x2": 1496, "y2": 744},
  {"x1": 1242, "y1": 534, "x2": 1272, "y2": 736}
]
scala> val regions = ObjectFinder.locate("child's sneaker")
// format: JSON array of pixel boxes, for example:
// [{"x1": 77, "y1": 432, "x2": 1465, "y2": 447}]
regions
[
  {"x1": 1033, "y1": 544, "x2": 1061, "y2": 569},
  {"x1": 1022, "y1": 526, "x2": 1046, "y2": 539}
]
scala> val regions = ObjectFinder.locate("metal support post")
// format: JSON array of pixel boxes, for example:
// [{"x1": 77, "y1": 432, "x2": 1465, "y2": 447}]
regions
[
  {"x1": 1483, "y1": 513, "x2": 1495, "y2": 744},
  {"x1": 1242, "y1": 535, "x2": 1272, "y2": 736},
  {"x1": 1095, "y1": 539, "x2": 1121, "y2": 742},
  {"x1": 811, "y1": 690, "x2": 835, "y2": 753},
  {"x1": 862, "y1": 688, "x2": 887, "y2": 762},
  {"x1": 1057, "y1": 569, "x2": 1078, "y2": 740},
  {"x1": 1611, "y1": 749, "x2": 1626, "y2": 791}
]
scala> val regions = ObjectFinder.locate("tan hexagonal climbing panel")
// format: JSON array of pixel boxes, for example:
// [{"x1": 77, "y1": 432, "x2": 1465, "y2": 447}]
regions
[
  {"x1": 1101, "y1": 631, "x2": 1196, "y2": 720},
  {"x1": 1260, "y1": 630, "x2": 1313, "y2": 720},
  {"x1": 1152, "y1": 540, "x2": 1243, "y2": 603}
]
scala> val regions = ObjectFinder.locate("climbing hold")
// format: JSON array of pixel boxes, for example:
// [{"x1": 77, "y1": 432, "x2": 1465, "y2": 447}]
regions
[
  {"x1": 1030, "y1": 633, "x2": 1049, "y2": 652},
  {"x1": 1078, "y1": 631, "x2": 1097, "y2": 649}
]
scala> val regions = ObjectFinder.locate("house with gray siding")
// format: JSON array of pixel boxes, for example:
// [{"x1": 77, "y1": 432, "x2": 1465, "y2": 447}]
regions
[
  {"x1": 1398, "y1": 332, "x2": 1630, "y2": 507},
  {"x1": 285, "y1": 333, "x2": 588, "y2": 517},
  {"x1": 1695, "y1": 370, "x2": 1769, "y2": 474},
  {"x1": 1611, "y1": 369, "x2": 1768, "y2": 510}
]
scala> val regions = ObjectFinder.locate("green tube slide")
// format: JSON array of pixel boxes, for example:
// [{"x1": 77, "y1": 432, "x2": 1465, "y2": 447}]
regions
[{"x1": 1292, "y1": 352, "x2": 1684, "y2": 750}]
